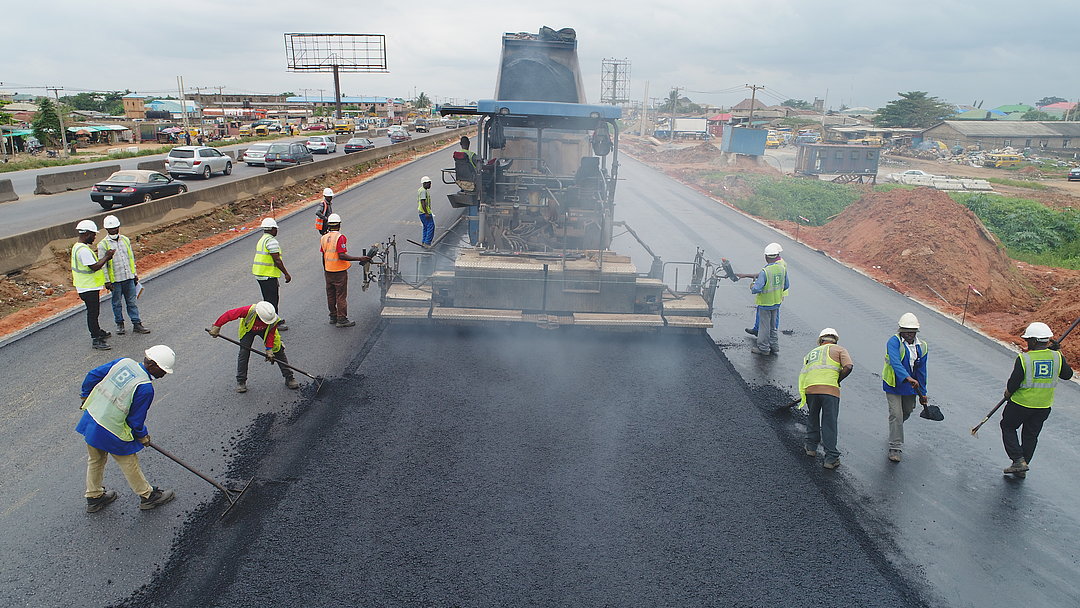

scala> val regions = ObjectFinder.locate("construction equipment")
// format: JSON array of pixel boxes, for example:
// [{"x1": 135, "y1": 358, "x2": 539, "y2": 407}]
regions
[
  {"x1": 205, "y1": 328, "x2": 326, "y2": 394},
  {"x1": 377, "y1": 27, "x2": 725, "y2": 331},
  {"x1": 148, "y1": 441, "x2": 253, "y2": 519}
]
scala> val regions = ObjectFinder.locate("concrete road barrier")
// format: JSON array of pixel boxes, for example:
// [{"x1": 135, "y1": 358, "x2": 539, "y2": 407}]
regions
[
  {"x1": 34, "y1": 164, "x2": 121, "y2": 195},
  {"x1": 137, "y1": 160, "x2": 167, "y2": 173},
  {"x1": 0, "y1": 179, "x2": 17, "y2": 203}
]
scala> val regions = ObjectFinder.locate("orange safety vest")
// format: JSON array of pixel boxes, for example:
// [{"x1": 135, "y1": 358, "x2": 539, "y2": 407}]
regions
[{"x1": 321, "y1": 231, "x2": 350, "y2": 272}]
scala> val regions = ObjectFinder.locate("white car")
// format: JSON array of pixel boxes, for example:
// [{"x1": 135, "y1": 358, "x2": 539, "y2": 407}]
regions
[
  {"x1": 165, "y1": 146, "x2": 232, "y2": 179},
  {"x1": 242, "y1": 143, "x2": 271, "y2": 166},
  {"x1": 306, "y1": 135, "x2": 337, "y2": 154}
]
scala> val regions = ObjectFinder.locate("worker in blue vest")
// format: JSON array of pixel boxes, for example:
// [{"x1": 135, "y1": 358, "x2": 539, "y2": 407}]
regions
[
  {"x1": 798, "y1": 328, "x2": 854, "y2": 469},
  {"x1": 418, "y1": 176, "x2": 434, "y2": 247},
  {"x1": 737, "y1": 243, "x2": 789, "y2": 355},
  {"x1": 1001, "y1": 322, "x2": 1073, "y2": 478},
  {"x1": 882, "y1": 313, "x2": 928, "y2": 463},
  {"x1": 77, "y1": 345, "x2": 177, "y2": 513}
]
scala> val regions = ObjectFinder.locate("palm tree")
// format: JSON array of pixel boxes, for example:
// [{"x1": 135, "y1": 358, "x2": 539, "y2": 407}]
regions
[{"x1": 414, "y1": 92, "x2": 432, "y2": 109}]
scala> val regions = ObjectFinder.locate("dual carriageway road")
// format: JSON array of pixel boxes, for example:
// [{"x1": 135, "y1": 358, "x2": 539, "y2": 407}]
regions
[{"x1": 0, "y1": 151, "x2": 1077, "y2": 606}]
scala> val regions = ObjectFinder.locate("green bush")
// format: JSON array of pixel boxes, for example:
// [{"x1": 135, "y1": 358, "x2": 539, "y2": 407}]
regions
[
  {"x1": 952, "y1": 193, "x2": 1080, "y2": 265},
  {"x1": 986, "y1": 177, "x2": 1048, "y2": 190},
  {"x1": 708, "y1": 174, "x2": 860, "y2": 225}
]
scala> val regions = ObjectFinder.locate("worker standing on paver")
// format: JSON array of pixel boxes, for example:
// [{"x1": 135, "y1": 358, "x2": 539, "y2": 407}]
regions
[
  {"x1": 72, "y1": 219, "x2": 115, "y2": 350},
  {"x1": 882, "y1": 313, "x2": 928, "y2": 463},
  {"x1": 315, "y1": 188, "x2": 334, "y2": 235},
  {"x1": 77, "y1": 345, "x2": 177, "y2": 512},
  {"x1": 453, "y1": 136, "x2": 478, "y2": 193},
  {"x1": 740, "y1": 243, "x2": 789, "y2": 355},
  {"x1": 209, "y1": 301, "x2": 298, "y2": 393},
  {"x1": 799, "y1": 328, "x2": 853, "y2": 469},
  {"x1": 320, "y1": 213, "x2": 372, "y2": 328},
  {"x1": 252, "y1": 218, "x2": 291, "y2": 330},
  {"x1": 1000, "y1": 322, "x2": 1073, "y2": 478},
  {"x1": 98, "y1": 215, "x2": 150, "y2": 336},
  {"x1": 418, "y1": 176, "x2": 434, "y2": 247}
]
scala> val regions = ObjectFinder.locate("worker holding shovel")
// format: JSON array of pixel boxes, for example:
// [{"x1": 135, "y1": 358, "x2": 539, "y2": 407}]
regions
[
  {"x1": 209, "y1": 301, "x2": 298, "y2": 393},
  {"x1": 798, "y1": 328, "x2": 854, "y2": 469},
  {"x1": 882, "y1": 313, "x2": 929, "y2": 463}
]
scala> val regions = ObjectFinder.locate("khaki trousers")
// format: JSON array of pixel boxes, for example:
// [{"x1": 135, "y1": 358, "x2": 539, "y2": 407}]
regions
[
  {"x1": 85, "y1": 444, "x2": 153, "y2": 499},
  {"x1": 887, "y1": 393, "x2": 916, "y2": 450}
]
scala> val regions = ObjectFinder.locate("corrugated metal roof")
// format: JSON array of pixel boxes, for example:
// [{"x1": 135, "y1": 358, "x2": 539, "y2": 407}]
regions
[{"x1": 928, "y1": 121, "x2": 1061, "y2": 136}]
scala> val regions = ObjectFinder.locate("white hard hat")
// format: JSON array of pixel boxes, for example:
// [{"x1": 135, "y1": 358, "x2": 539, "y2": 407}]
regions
[
  {"x1": 254, "y1": 301, "x2": 279, "y2": 324},
  {"x1": 819, "y1": 327, "x2": 839, "y2": 340},
  {"x1": 327, "y1": 213, "x2": 342, "y2": 224},
  {"x1": 102, "y1": 215, "x2": 121, "y2": 229},
  {"x1": 144, "y1": 345, "x2": 175, "y2": 374},
  {"x1": 260, "y1": 217, "x2": 278, "y2": 230},
  {"x1": 1022, "y1": 322, "x2": 1053, "y2": 340},
  {"x1": 898, "y1": 313, "x2": 920, "y2": 331},
  {"x1": 323, "y1": 187, "x2": 334, "y2": 197},
  {"x1": 76, "y1": 219, "x2": 98, "y2": 233},
  {"x1": 421, "y1": 175, "x2": 431, "y2": 184},
  {"x1": 764, "y1": 242, "x2": 783, "y2": 256}
]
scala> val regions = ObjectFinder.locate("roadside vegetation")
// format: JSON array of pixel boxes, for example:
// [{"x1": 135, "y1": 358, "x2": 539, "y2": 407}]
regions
[
  {"x1": 705, "y1": 173, "x2": 860, "y2": 225},
  {"x1": 985, "y1": 177, "x2": 1049, "y2": 190}
]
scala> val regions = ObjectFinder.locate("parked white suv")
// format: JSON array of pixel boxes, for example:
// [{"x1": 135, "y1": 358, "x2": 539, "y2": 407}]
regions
[
  {"x1": 305, "y1": 135, "x2": 337, "y2": 154},
  {"x1": 165, "y1": 146, "x2": 233, "y2": 178}
]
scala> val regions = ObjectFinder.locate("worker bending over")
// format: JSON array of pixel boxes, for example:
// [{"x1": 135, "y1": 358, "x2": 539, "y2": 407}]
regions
[
  {"x1": 799, "y1": 328, "x2": 853, "y2": 470},
  {"x1": 882, "y1": 313, "x2": 928, "y2": 463},
  {"x1": 209, "y1": 301, "x2": 299, "y2": 393}
]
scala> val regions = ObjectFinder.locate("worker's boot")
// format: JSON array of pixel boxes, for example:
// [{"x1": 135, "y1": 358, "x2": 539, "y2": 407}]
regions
[
  {"x1": 277, "y1": 321, "x2": 289, "y2": 331},
  {"x1": 335, "y1": 318, "x2": 356, "y2": 328},
  {"x1": 888, "y1": 449, "x2": 902, "y2": 463},
  {"x1": 86, "y1": 490, "x2": 118, "y2": 513},
  {"x1": 97, "y1": 329, "x2": 111, "y2": 339},
  {"x1": 750, "y1": 346, "x2": 770, "y2": 356},
  {"x1": 132, "y1": 323, "x2": 151, "y2": 334},
  {"x1": 328, "y1": 316, "x2": 338, "y2": 325},
  {"x1": 92, "y1": 338, "x2": 111, "y2": 351},
  {"x1": 115, "y1": 323, "x2": 126, "y2": 336},
  {"x1": 1003, "y1": 458, "x2": 1029, "y2": 474},
  {"x1": 744, "y1": 327, "x2": 758, "y2": 336},
  {"x1": 823, "y1": 459, "x2": 841, "y2": 470},
  {"x1": 285, "y1": 377, "x2": 300, "y2": 390},
  {"x1": 236, "y1": 381, "x2": 248, "y2": 393},
  {"x1": 139, "y1": 487, "x2": 176, "y2": 510}
]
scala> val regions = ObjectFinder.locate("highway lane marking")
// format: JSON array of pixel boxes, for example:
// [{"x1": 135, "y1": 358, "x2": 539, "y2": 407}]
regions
[{"x1": 0, "y1": 488, "x2": 40, "y2": 519}]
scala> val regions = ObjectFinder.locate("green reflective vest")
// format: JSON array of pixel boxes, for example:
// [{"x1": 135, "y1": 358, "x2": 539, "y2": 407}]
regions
[
  {"x1": 98, "y1": 235, "x2": 137, "y2": 282},
  {"x1": 1011, "y1": 349, "x2": 1062, "y2": 408},
  {"x1": 417, "y1": 186, "x2": 432, "y2": 214},
  {"x1": 882, "y1": 335, "x2": 928, "y2": 387},
  {"x1": 755, "y1": 262, "x2": 786, "y2": 307},
  {"x1": 82, "y1": 358, "x2": 151, "y2": 442},
  {"x1": 798, "y1": 343, "x2": 841, "y2": 408},
  {"x1": 71, "y1": 242, "x2": 105, "y2": 290},
  {"x1": 239, "y1": 305, "x2": 282, "y2": 352},
  {"x1": 252, "y1": 233, "x2": 282, "y2": 278}
]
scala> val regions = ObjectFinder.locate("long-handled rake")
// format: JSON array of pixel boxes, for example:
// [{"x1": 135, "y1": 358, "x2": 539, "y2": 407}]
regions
[
  {"x1": 148, "y1": 441, "x2": 254, "y2": 519},
  {"x1": 206, "y1": 328, "x2": 325, "y2": 395}
]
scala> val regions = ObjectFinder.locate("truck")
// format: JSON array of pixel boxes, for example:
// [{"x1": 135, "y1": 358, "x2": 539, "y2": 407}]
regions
[
  {"x1": 673, "y1": 118, "x2": 709, "y2": 139},
  {"x1": 375, "y1": 27, "x2": 727, "y2": 330}
]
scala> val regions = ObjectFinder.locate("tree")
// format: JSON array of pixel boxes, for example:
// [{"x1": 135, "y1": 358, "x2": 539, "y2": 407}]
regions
[
  {"x1": 0, "y1": 111, "x2": 13, "y2": 125},
  {"x1": 1037, "y1": 96, "x2": 1067, "y2": 107},
  {"x1": 1021, "y1": 109, "x2": 1057, "y2": 121},
  {"x1": 414, "y1": 91, "x2": 431, "y2": 109},
  {"x1": 279, "y1": 91, "x2": 296, "y2": 97},
  {"x1": 782, "y1": 99, "x2": 813, "y2": 110},
  {"x1": 873, "y1": 91, "x2": 953, "y2": 128},
  {"x1": 32, "y1": 97, "x2": 62, "y2": 147},
  {"x1": 658, "y1": 89, "x2": 701, "y2": 114}
]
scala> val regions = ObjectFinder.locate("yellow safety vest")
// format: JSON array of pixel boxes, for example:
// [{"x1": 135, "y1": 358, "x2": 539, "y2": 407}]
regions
[
  {"x1": 798, "y1": 343, "x2": 842, "y2": 408},
  {"x1": 1011, "y1": 349, "x2": 1062, "y2": 409},
  {"x1": 81, "y1": 358, "x2": 152, "y2": 442},
  {"x1": 755, "y1": 262, "x2": 786, "y2": 307},
  {"x1": 252, "y1": 233, "x2": 282, "y2": 278},
  {"x1": 417, "y1": 186, "x2": 432, "y2": 214},
  {"x1": 239, "y1": 305, "x2": 282, "y2": 353},
  {"x1": 71, "y1": 242, "x2": 105, "y2": 290},
  {"x1": 882, "y1": 335, "x2": 928, "y2": 387},
  {"x1": 98, "y1": 235, "x2": 137, "y2": 282}
]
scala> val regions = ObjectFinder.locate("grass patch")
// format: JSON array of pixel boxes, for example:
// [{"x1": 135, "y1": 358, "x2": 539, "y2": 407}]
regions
[
  {"x1": 987, "y1": 177, "x2": 1049, "y2": 190},
  {"x1": 952, "y1": 192, "x2": 1080, "y2": 268},
  {"x1": 706, "y1": 173, "x2": 860, "y2": 225}
]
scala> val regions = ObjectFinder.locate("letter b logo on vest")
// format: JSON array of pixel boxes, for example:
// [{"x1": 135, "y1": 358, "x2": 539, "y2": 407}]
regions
[
  {"x1": 110, "y1": 368, "x2": 136, "y2": 389},
  {"x1": 1034, "y1": 360, "x2": 1054, "y2": 379}
]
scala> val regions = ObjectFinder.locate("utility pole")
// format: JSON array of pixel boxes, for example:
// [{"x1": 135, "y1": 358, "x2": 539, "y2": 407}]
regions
[
  {"x1": 745, "y1": 84, "x2": 765, "y2": 125},
  {"x1": 46, "y1": 86, "x2": 69, "y2": 157},
  {"x1": 317, "y1": 88, "x2": 325, "y2": 118},
  {"x1": 177, "y1": 76, "x2": 190, "y2": 132},
  {"x1": 638, "y1": 80, "x2": 649, "y2": 137},
  {"x1": 669, "y1": 86, "x2": 680, "y2": 142}
]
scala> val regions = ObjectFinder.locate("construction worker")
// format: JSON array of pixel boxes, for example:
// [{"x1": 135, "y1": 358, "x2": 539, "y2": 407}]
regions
[
  {"x1": 315, "y1": 188, "x2": 334, "y2": 235},
  {"x1": 798, "y1": 328, "x2": 854, "y2": 469},
  {"x1": 321, "y1": 213, "x2": 372, "y2": 327},
  {"x1": 453, "y1": 135, "x2": 478, "y2": 192},
  {"x1": 72, "y1": 219, "x2": 115, "y2": 350},
  {"x1": 882, "y1": 313, "x2": 928, "y2": 462},
  {"x1": 418, "y1": 176, "x2": 434, "y2": 247},
  {"x1": 1000, "y1": 322, "x2": 1073, "y2": 478},
  {"x1": 98, "y1": 215, "x2": 150, "y2": 336},
  {"x1": 77, "y1": 345, "x2": 177, "y2": 512},
  {"x1": 739, "y1": 242, "x2": 789, "y2": 355},
  {"x1": 252, "y1": 217, "x2": 291, "y2": 330},
  {"x1": 209, "y1": 301, "x2": 299, "y2": 393}
]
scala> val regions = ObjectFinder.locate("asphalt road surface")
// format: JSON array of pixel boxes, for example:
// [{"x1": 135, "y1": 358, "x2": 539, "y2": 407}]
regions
[{"x1": 0, "y1": 153, "x2": 1078, "y2": 607}]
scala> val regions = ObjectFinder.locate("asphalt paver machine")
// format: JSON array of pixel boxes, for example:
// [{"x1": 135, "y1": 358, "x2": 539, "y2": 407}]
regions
[{"x1": 378, "y1": 28, "x2": 730, "y2": 330}]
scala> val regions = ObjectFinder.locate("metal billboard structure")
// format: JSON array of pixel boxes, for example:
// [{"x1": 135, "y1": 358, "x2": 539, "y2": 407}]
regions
[
  {"x1": 600, "y1": 58, "x2": 630, "y2": 106},
  {"x1": 284, "y1": 33, "x2": 388, "y2": 119}
]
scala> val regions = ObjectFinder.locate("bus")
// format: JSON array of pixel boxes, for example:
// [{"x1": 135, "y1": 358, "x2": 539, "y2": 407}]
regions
[{"x1": 983, "y1": 153, "x2": 1022, "y2": 168}]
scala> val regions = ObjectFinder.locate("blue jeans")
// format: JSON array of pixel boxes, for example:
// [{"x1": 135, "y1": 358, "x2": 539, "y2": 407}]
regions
[
  {"x1": 110, "y1": 278, "x2": 141, "y2": 325},
  {"x1": 419, "y1": 213, "x2": 435, "y2": 245},
  {"x1": 805, "y1": 393, "x2": 841, "y2": 461}
]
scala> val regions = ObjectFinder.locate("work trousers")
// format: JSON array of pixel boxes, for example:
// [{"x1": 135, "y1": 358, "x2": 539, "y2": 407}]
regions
[
  {"x1": 1000, "y1": 401, "x2": 1051, "y2": 464},
  {"x1": 237, "y1": 330, "x2": 293, "y2": 383},
  {"x1": 420, "y1": 213, "x2": 435, "y2": 246},
  {"x1": 886, "y1": 393, "x2": 916, "y2": 450},
  {"x1": 756, "y1": 306, "x2": 780, "y2": 353},
  {"x1": 79, "y1": 291, "x2": 103, "y2": 340},
  {"x1": 805, "y1": 393, "x2": 841, "y2": 462},
  {"x1": 325, "y1": 269, "x2": 349, "y2": 319},
  {"x1": 751, "y1": 307, "x2": 780, "y2": 333},
  {"x1": 257, "y1": 277, "x2": 280, "y2": 317},
  {"x1": 110, "y1": 278, "x2": 142, "y2": 325},
  {"x1": 85, "y1": 444, "x2": 152, "y2": 499}
]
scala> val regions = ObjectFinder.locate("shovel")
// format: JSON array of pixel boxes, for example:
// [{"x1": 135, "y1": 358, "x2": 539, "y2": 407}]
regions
[
  {"x1": 206, "y1": 328, "x2": 326, "y2": 395},
  {"x1": 148, "y1": 441, "x2": 253, "y2": 520},
  {"x1": 915, "y1": 385, "x2": 943, "y2": 421}
]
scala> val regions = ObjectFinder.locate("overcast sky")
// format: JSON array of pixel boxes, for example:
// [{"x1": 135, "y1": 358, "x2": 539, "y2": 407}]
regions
[{"x1": 3, "y1": 0, "x2": 1076, "y2": 111}]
